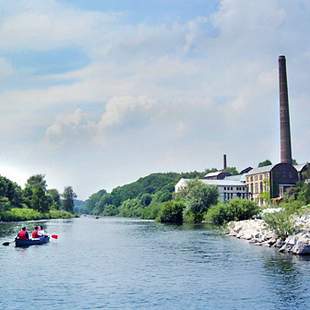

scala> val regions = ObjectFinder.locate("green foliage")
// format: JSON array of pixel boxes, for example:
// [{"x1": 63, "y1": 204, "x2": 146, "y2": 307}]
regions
[
  {"x1": 62, "y1": 186, "x2": 77, "y2": 213},
  {"x1": 140, "y1": 203, "x2": 162, "y2": 220},
  {"x1": 0, "y1": 208, "x2": 73, "y2": 222},
  {"x1": 101, "y1": 205, "x2": 119, "y2": 216},
  {"x1": 48, "y1": 209, "x2": 73, "y2": 219},
  {"x1": 152, "y1": 190, "x2": 172, "y2": 203},
  {"x1": 47, "y1": 189, "x2": 62, "y2": 210},
  {"x1": 157, "y1": 200, "x2": 186, "y2": 224},
  {"x1": 23, "y1": 175, "x2": 51, "y2": 213},
  {"x1": 0, "y1": 208, "x2": 41, "y2": 221},
  {"x1": 296, "y1": 182, "x2": 310, "y2": 205},
  {"x1": 225, "y1": 167, "x2": 239, "y2": 176},
  {"x1": 177, "y1": 179, "x2": 218, "y2": 223},
  {"x1": 264, "y1": 211, "x2": 295, "y2": 240},
  {"x1": 119, "y1": 198, "x2": 143, "y2": 218},
  {"x1": 258, "y1": 160, "x2": 272, "y2": 167},
  {"x1": 140, "y1": 193, "x2": 152, "y2": 207},
  {"x1": 205, "y1": 198, "x2": 259, "y2": 225},
  {"x1": 0, "y1": 175, "x2": 23, "y2": 209}
]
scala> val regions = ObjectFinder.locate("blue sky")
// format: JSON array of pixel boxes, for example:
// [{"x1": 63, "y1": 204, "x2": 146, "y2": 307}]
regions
[{"x1": 0, "y1": 0, "x2": 309, "y2": 199}]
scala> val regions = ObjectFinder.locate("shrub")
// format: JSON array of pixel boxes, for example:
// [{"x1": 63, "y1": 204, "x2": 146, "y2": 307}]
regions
[
  {"x1": 205, "y1": 198, "x2": 259, "y2": 225},
  {"x1": 101, "y1": 205, "x2": 119, "y2": 216},
  {"x1": 157, "y1": 200, "x2": 186, "y2": 224},
  {"x1": 141, "y1": 203, "x2": 161, "y2": 220},
  {"x1": 264, "y1": 211, "x2": 295, "y2": 240},
  {"x1": 48, "y1": 209, "x2": 73, "y2": 219},
  {"x1": 119, "y1": 199, "x2": 143, "y2": 218},
  {"x1": 177, "y1": 179, "x2": 218, "y2": 223},
  {"x1": 0, "y1": 208, "x2": 41, "y2": 221}
]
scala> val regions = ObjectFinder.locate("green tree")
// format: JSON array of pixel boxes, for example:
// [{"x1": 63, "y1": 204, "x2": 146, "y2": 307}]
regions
[
  {"x1": 206, "y1": 199, "x2": 259, "y2": 225},
  {"x1": 0, "y1": 176, "x2": 23, "y2": 208},
  {"x1": 177, "y1": 179, "x2": 218, "y2": 223},
  {"x1": 258, "y1": 160, "x2": 272, "y2": 167},
  {"x1": 158, "y1": 200, "x2": 186, "y2": 224},
  {"x1": 47, "y1": 189, "x2": 62, "y2": 210},
  {"x1": 62, "y1": 186, "x2": 77, "y2": 213},
  {"x1": 23, "y1": 175, "x2": 51, "y2": 212},
  {"x1": 140, "y1": 193, "x2": 152, "y2": 207},
  {"x1": 225, "y1": 167, "x2": 239, "y2": 175}
]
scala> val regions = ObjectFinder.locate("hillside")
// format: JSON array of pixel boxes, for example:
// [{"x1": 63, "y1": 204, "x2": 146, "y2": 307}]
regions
[{"x1": 84, "y1": 169, "x2": 226, "y2": 216}]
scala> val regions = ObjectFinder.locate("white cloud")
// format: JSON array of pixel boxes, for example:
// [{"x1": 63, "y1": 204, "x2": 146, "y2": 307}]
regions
[{"x1": 0, "y1": 0, "x2": 309, "y2": 198}]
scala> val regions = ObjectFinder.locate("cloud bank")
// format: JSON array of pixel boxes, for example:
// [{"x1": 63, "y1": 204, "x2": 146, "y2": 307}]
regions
[{"x1": 0, "y1": 0, "x2": 309, "y2": 198}]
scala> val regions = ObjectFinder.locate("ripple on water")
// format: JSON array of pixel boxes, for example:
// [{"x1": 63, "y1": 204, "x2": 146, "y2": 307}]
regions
[{"x1": 1, "y1": 217, "x2": 310, "y2": 310}]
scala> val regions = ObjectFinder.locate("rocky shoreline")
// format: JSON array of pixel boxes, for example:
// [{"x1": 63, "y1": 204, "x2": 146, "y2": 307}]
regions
[{"x1": 227, "y1": 213, "x2": 310, "y2": 255}]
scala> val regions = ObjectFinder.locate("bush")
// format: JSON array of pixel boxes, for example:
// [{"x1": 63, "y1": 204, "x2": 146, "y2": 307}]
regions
[
  {"x1": 157, "y1": 200, "x2": 186, "y2": 224},
  {"x1": 140, "y1": 203, "x2": 161, "y2": 220},
  {"x1": 264, "y1": 211, "x2": 295, "y2": 240},
  {"x1": 0, "y1": 208, "x2": 74, "y2": 222},
  {"x1": 0, "y1": 208, "x2": 41, "y2": 221},
  {"x1": 177, "y1": 179, "x2": 218, "y2": 223},
  {"x1": 101, "y1": 205, "x2": 119, "y2": 216},
  {"x1": 205, "y1": 198, "x2": 259, "y2": 225},
  {"x1": 119, "y1": 199, "x2": 143, "y2": 218},
  {"x1": 48, "y1": 209, "x2": 73, "y2": 219}
]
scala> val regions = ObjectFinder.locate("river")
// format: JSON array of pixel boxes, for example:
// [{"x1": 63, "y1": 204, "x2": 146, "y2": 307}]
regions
[{"x1": 0, "y1": 217, "x2": 309, "y2": 309}]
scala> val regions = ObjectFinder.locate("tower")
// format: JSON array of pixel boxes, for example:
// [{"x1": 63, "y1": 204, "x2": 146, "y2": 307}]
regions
[{"x1": 279, "y1": 55, "x2": 292, "y2": 164}]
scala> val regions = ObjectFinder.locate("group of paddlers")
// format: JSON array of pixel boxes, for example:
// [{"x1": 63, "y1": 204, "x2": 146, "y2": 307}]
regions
[{"x1": 16, "y1": 226, "x2": 46, "y2": 240}]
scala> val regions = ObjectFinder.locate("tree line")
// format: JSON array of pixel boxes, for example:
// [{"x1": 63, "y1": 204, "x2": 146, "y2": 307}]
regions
[
  {"x1": 84, "y1": 166, "x2": 239, "y2": 218},
  {"x1": 0, "y1": 174, "x2": 77, "y2": 215}
]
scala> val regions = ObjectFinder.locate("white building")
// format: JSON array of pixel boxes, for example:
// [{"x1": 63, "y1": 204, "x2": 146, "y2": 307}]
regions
[{"x1": 175, "y1": 178, "x2": 249, "y2": 202}]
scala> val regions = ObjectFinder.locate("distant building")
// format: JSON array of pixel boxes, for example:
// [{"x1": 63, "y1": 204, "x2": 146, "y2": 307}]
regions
[
  {"x1": 204, "y1": 171, "x2": 231, "y2": 180},
  {"x1": 175, "y1": 178, "x2": 249, "y2": 202},
  {"x1": 245, "y1": 163, "x2": 298, "y2": 206},
  {"x1": 294, "y1": 163, "x2": 310, "y2": 181}
]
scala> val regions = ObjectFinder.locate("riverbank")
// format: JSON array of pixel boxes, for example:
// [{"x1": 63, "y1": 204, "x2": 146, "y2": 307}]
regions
[
  {"x1": 0, "y1": 208, "x2": 75, "y2": 222},
  {"x1": 227, "y1": 213, "x2": 310, "y2": 255}
]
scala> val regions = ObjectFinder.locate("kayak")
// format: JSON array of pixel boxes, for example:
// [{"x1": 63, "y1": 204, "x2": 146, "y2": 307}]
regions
[{"x1": 15, "y1": 235, "x2": 50, "y2": 248}]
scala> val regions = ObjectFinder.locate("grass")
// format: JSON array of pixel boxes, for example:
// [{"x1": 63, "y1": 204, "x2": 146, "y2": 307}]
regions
[{"x1": 0, "y1": 208, "x2": 74, "y2": 222}]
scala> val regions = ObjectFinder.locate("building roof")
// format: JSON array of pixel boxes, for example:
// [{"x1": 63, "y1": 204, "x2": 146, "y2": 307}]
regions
[
  {"x1": 294, "y1": 163, "x2": 309, "y2": 172},
  {"x1": 204, "y1": 171, "x2": 222, "y2": 178},
  {"x1": 225, "y1": 174, "x2": 246, "y2": 182},
  {"x1": 245, "y1": 164, "x2": 274, "y2": 176},
  {"x1": 179, "y1": 178, "x2": 246, "y2": 187}
]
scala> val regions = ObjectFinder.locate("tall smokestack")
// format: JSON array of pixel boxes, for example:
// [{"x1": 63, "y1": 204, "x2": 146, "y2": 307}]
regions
[
  {"x1": 279, "y1": 55, "x2": 292, "y2": 164},
  {"x1": 223, "y1": 154, "x2": 227, "y2": 170}
]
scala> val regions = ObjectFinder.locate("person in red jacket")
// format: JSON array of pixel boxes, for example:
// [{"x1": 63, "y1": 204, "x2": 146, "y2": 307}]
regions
[
  {"x1": 17, "y1": 227, "x2": 29, "y2": 240},
  {"x1": 31, "y1": 226, "x2": 40, "y2": 239}
]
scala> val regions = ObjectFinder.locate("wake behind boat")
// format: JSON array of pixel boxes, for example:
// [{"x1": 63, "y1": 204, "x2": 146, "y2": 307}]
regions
[{"x1": 15, "y1": 235, "x2": 50, "y2": 248}]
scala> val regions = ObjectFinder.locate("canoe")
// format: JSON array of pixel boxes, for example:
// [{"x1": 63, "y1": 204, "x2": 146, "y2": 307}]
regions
[{"x1": 15, "y1": 236, "x2": 50, "y2": 248}]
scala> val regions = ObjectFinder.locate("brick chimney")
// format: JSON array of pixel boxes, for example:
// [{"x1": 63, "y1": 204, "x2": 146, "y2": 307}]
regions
[
  {"x1": 223, "y1": 154, "x2": 227, "y2": 170},
  {"x1": 279, "y1": 55, "x2": 292, "y2": 164}
]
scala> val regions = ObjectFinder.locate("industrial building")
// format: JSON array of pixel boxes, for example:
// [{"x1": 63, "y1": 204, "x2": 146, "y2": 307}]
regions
[
  {"x1": 175, "y1": 178, "x2": 249, "y2": 202},
  {"x1": 175, "y1": 56, "x2": 309, "y2": 205}
]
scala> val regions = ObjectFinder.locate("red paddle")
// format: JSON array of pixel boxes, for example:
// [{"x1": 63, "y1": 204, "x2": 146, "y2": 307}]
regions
[{"x1": 51, "y1": 234, "x2": 59, "y2": 239}]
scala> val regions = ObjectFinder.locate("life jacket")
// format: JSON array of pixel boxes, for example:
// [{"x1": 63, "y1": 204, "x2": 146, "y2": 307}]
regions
[
  {"x1": 17, "y1": 230, "x2": 28, "y2": 240},
  {"x1": 32, "y1": 230, "x2": 40, "y2": 239}
]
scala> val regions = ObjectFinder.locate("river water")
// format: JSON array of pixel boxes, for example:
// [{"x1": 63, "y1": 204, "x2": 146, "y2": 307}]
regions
[{"x1": 0, "y1": 217, "x2": 309, "y2": 309}]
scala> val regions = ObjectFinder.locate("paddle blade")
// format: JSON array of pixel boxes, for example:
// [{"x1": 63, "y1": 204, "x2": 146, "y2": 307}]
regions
[
  {"x1": 2, "y1": 242, "x2": 10, "y2": 246},
  {"x1": 51, "y1": 234, "x2": 58, "y2": 239}
]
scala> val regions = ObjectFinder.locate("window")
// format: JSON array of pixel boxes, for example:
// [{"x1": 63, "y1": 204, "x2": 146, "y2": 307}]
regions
[
  {"x1": 255, "y1": 183, "x2": 258, "y2": 194},
  {"x1": 260, "y1": 182, "x2": 263, "y2": 192}
]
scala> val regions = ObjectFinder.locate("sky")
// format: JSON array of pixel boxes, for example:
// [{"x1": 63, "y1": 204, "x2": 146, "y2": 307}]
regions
[{"x1": 0, "y1": 0, "x2": 309, "y2": 199}]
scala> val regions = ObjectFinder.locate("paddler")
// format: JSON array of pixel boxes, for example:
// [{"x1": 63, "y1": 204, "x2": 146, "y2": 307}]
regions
[
  {"x1": 31, "y1": 226, "x2": 40, "y2": 239},
  {"x1": 17, "y1": 227, "x2": 29, "y2": 240}
]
